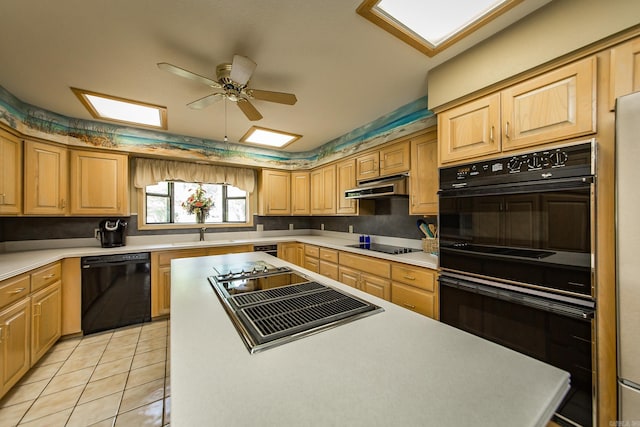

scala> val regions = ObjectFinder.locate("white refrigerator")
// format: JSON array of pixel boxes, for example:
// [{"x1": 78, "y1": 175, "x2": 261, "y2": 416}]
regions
[{"x1": 616, "y1": 91, "x2": 640, "y2": 421}]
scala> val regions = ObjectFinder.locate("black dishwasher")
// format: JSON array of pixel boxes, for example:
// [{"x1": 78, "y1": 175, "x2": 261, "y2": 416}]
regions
[{"x1": 81, "y1": 252, "x2": 151, "y2": 335}]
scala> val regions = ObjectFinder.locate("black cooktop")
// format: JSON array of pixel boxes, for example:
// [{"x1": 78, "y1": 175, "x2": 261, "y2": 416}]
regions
[{"x1": 346, "y1": 243, "x2": 420, "y2": 254}]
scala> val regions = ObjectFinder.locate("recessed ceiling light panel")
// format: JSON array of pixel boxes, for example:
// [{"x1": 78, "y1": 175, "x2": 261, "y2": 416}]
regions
[
  {"x1": 71, "y1": 88, "x2": 167, "y2": 130},
  {"x1": 239, "y1": 126, "x2": 301, "y2": 149}
]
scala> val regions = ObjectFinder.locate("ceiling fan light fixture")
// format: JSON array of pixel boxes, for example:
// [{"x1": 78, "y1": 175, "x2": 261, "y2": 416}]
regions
[{"x1": 240, "y1": 126, "x2": 301, "y2": 149}]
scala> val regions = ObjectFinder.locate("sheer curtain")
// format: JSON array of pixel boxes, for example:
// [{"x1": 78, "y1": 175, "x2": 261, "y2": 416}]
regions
[{"x1": 133, "y1": 158, "x2": 256, "y2": 193}]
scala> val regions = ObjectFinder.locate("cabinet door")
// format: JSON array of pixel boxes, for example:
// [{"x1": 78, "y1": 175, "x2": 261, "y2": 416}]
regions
[
  {"x1": 360, "y1": 273, "x2": 391, "y2": 301},
  {"x1": 156, "y1": 266, "x2": 171, "y2": 317},
  {"x1": 260, "y1": 170, "x2": 291, "y2": 215},
  {"x1": 0, "y1": 299, "x2": 30, "y2": 398},
  {"x1": 31, "y1": 281, "x2": 61, "y2": 365},
  {"x1": 0, "y1": 131, "x2": 22, "y2": 215},
  {"x1": 336, "y1": 159, "x2": 358, "y2": 215},
  {"x1": 409, "y1": 131, "x2": 438, "y2": 215},
  {"x1": 24, "y1": 140, "x2": 68, "y2": 215},
  {"x1": 319, "y1": 261, "x2": 338, "y2": 281},
  {"x1": 391, "y1": 282, "x2": 435, "y2": 318},
  {"x1": 310, "y1": 165, "x2": 336, "y2": 215},
  {"x1": 304, "y1": 257, "x2": 319, "y2": 273},
  {"x1": 609, "y1": 37, "x2": 640, "y2": 110},
  {"x1": 69, "y1": 150, "x2": 129, "y2": 215},
  {"x1": 291, "y1": 171, "x2": 310, "y2": 215},
  {"x1": 356, "y1": 152, "x2": 379, "y2": 181},
  {"x1": 379, "y1": 141, "x2": 410, "y2": 176},
  {"x1": 501, "y1": 56, "x2": 596, "y2": 151},
  {"x1": 438, "y1": 93, "x2": 501, "y2": 165},
  {"x1": 338, "y1": 266, "x2": 360, "y2": 289}
]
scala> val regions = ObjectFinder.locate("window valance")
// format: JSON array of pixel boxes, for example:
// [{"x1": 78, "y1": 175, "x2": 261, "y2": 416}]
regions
[{"x1": 134, "y1": 158, "x2": 256, "y2": 193}]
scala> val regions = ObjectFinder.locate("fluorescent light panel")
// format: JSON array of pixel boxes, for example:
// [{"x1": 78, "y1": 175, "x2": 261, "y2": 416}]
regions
[
  {"x1": 72, "y1": 88, "x2": 167, "y2": 129},
  {"x1": 240, "y1": 126, "x2": 301, "y2": 148},
  {"x1": 377, "y1": 0, "x2": 508, "y2": 46}
]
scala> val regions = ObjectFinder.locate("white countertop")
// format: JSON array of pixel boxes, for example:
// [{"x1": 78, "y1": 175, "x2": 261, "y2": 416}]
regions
[
  {"x1": 0, "y1": 232, "x2": 438, "y2": 281},
  {"x1": 170, "y1": 251, "x2": 569, "y2": 427}
]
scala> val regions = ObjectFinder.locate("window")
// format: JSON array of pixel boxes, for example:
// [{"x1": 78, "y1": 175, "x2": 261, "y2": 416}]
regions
[{"x1": 145, "y1": 181, "x2": 247, "y2": 225}]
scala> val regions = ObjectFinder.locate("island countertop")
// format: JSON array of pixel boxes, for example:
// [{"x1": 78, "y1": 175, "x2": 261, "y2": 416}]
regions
[{"x1": 170, "y1": 251, "x2": 569, "y2": 427}]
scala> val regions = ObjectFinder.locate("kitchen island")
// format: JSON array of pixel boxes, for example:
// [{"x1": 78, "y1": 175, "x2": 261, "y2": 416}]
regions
[{"x1": 171, "y1": 251, "x2": 569, "y2": 427}]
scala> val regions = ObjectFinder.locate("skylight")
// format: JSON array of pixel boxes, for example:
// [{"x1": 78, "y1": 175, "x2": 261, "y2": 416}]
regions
[
  {"x1": 239, "y1": 126, "x2": 301, "y2": 149},
  {"x1": 71, "y1": 88, "x2": 167, "y2": 129},
  {"x1": 357, "y1": 0, "x2": 521, "y2": 57}
]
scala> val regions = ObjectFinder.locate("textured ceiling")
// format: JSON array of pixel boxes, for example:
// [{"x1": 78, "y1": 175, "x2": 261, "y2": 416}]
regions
[{"x1": 0, "y1": 0, "x2": 550, "y2": 153}]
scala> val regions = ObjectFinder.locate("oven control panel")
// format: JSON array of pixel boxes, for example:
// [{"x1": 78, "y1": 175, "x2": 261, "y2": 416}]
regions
[{"x1": 440, "y1": 140, "x2": 594, "y2": 189}]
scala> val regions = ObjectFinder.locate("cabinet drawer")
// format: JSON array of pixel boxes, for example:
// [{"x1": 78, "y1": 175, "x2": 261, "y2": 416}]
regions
[
  {"x1": 339, "y1": 252, "x2": 390, "y2": 278},
  {"x1": 0, "y1": 275, "x2": 30, "y2": 309},
  {"x1": 304, "y1": 245, "x2": 319, "y2": 258},
  {"x1": 319, "y1": 248, "x2": 338, "y2": 263},
  {"x1": 158, "y1": 249, "x2": 207, "y2": 265},
  {"x1": 304, "y1": 257, "x2": 320, "y2": 273},
  {"x1": 391, "y1": 282, "x2": 434, "y2": 318},
  {"x1": 319, "y1": 261, "x2": 338, "y2": 281},
  {"x1": 31, "y1": 263, "x2": 61, "y2": 292},
  {"x1": 391, "y1": 264, "x2": 435, "y2": 292}
]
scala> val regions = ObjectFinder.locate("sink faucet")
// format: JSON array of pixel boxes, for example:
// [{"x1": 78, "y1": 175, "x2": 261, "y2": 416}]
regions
[{"x1": 199, "y1": 227, "x2": 207, "y2": 241}]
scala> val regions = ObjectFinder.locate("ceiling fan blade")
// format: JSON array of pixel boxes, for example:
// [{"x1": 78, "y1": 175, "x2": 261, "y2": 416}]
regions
[
  {"x1": 230, "y1": 55, "x2": 257, "y2": 86},
  {"x1": 187, "y1": 93, "x2": 224, "y2": 110},
  {"x1": 157, "y1": 62, "x2": 221, "y2": 88},
  {"x1": 249, "y1": 89, "x2": 297, "y2": 105},
  {"x1": 236, "y1": 98, "x2": 263, "y2": 121}
]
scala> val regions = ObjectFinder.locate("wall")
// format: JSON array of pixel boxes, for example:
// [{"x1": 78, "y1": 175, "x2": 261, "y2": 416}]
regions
[{"x1": 427, "y1": 0, "x2": 640, "y2": 109}]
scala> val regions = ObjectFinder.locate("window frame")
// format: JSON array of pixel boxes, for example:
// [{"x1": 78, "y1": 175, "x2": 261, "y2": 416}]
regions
[{"x1": 137, "y1": 181, "x2": 253, "y2": 230}]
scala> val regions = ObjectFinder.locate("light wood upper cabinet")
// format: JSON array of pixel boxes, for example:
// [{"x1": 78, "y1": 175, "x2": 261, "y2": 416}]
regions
[
  {"x1": 409, "y1": 130, "x2": 438, "y2": 215},
  {"x1": 69, "y1": 149, "x2": 129, "y2": 215},
  {"x1": 439, "y1": 56, "x2": 596, "y2": 164},
  {"x1": 24, "y1": 140, "x2": 68, "y2": 215},
  {"x1": 609, "y1": 36, "x2": 640, "y2": 110},
  {"x1": 310, "y1": 164, "x2": 336, "y2": 215},
  {"x1": 356, "y1": 141, "x2": 411, "y2": 181},
  {"x1": 0, "y1": 130, "x2": 22, "y2": 215},
  {"x1": 336, "y1": 159, "x2": 358, "y2": 215},
  {"x1": 0, "y1": 298, "x2": 30, "y2": 399},
  {"x1": 291, "y1": 171, "x2": 310, "y2": 215},
  {"x1": 438, "y1": 93, "x2": 501, "y2": 164},
  {"x1": 501, "y1": 56, "x2": 596, "y2": 152},
  {"x1": 259, "y1": 169, "x2": 291, "y2": 215}
]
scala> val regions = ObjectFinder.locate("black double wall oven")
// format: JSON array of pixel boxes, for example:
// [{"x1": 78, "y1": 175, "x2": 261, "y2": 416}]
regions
[{"x1": 438, "y1": 140, "x2": 596, "y2": 427}]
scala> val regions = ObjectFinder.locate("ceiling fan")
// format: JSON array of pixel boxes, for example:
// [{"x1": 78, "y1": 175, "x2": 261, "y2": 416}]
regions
[{"x1": 157, "y1": 55, "x2": 297, "y2": 121}]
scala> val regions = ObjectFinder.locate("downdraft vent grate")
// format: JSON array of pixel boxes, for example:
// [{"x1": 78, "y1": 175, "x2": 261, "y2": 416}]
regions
[
  {"x1": 240, "y1": 289, "x2": 374, "y2": 342},
  {"x1": 231, "y1": 281, "x2": 325, "y2": 308}
]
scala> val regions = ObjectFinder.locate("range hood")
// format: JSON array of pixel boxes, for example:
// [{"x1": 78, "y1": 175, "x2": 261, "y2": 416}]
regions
[{"x1": 345, "y1": 174, "x2": 408, "y2": 199}]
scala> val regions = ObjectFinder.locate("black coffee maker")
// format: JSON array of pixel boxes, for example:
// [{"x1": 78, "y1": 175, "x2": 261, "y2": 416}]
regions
[{"x1": 98, "y1": 219, "x2": 127, "y2": 248}]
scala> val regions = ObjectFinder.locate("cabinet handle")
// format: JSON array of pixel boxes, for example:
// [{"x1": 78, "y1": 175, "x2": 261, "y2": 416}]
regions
[
  {"x1": 403, "y1": 275, "x2": 416, "y2": 281},
  {"x1": 402, "y1": 303, "x2": 416, "y2": 309},
  {"x1": 34, "y1": 303, "x2": 42, "y2": 316},
  {"x1": 7, "y1": 287, "x2": 26, "y2": 295},
  {"x1": 489, "y1": 126, "x2": 494, "y2": 143},
  {"x1": 505, "y1": 121, "x2": 510, "y2": 139},
  {"x1": 43, "y1": 273, "x2": 56, "y2": 279},
  {"x1": 0, "y1": 326, "x2": 3, "y2": 343},
  {"x1": 60, "y1": 199, "x2": 66, "y2": 208},
  {"x1": 0, "y1": 193, "x2": 5, "y2": 205}
]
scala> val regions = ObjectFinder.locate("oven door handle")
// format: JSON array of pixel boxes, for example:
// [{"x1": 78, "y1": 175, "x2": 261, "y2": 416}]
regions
[
  {"x1": 439, "y1": 276, "x2": 595, "y2": 320},
  {"x1": 438, "y1": 175, "x2": 594, "y2": 198}
]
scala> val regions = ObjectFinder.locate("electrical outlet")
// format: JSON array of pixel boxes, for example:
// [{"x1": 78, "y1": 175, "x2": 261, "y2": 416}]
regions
[
  {"x1": 348, "y1": 225, "x2": 353, "y2": 233},
  {"x1": 94, "y1": 228, "x2": 100, "y2": 239},
  {"x1": 256, "y1": 224, "x2": 264, "y2": 232},
  {"x1": 321, "y1": 223, "x2": 325, "y2": 230},
  {"x1": 289, "y1": 223, "x2": 294, "y2": 230}
]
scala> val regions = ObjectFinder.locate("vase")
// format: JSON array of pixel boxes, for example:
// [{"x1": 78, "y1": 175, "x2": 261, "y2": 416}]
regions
[{"x1": 196, "y1": 211, "x2": 205, "y2": 224}]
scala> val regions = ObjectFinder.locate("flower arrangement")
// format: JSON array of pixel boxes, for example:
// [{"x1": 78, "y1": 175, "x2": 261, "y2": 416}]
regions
[{"x1": 181, "y1": 184, "x2": 213, "y2": 222}]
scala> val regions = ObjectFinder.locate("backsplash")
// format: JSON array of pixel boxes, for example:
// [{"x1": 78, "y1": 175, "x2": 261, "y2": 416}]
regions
[{"x1": 0, "y1": 199, "x2": 430, "y2": 243}]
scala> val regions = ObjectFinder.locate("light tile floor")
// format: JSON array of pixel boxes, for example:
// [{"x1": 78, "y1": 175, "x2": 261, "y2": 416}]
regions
[{"x1": 0, "y1": 320, "x2": 170, "y2": 427}]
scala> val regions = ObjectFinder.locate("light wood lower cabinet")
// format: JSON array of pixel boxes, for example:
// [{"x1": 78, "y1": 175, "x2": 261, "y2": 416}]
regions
[
  {"x1": 338, "y1": 252, "x2": 391, "y2": 301},
  {"x1": 151, "y1": 245, "x2": 254, "y2": 318},
  {"x1": 0, "y1": 298, "x2": 30, "y2": 399},
  {"x1": 31, "y1": 281, "x2": 61, "y2": 364},
  {"x1": 278, "y1": 242, "x2": 304, "y2": 267},
  {"x1": 391, "y1": 263, "x2": 438, "y2": 319}
]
